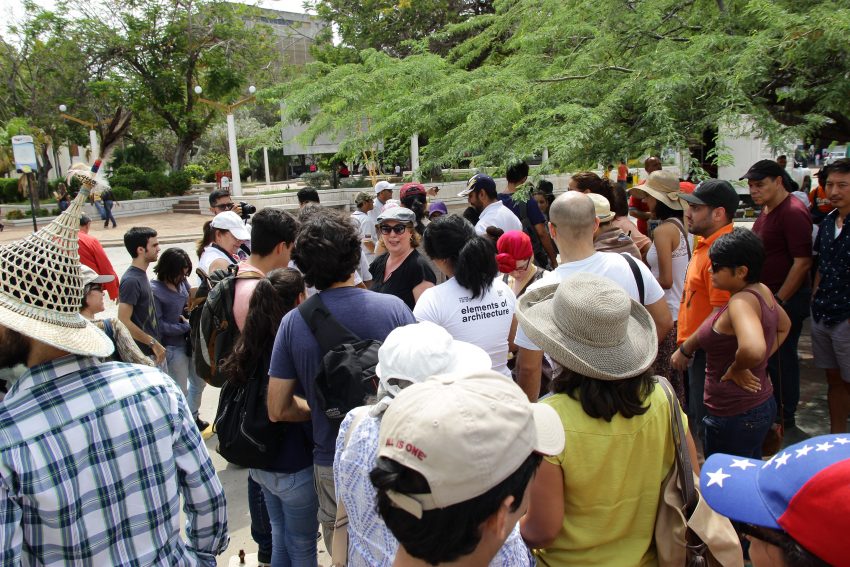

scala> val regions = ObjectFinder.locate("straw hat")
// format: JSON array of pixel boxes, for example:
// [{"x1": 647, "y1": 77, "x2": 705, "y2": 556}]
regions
[
  {"x1": 587, "y1": 193, "x2": 616, "y2": 223},
  {"x1": 629, "y1": 170, "x2": 684, "y2": 210},
  {"x1": 515, "y1": 273, "x2": 657, "y2": 380},
  {"x1": 0, "y1": 166, "x2": 114, "y2": 357}
]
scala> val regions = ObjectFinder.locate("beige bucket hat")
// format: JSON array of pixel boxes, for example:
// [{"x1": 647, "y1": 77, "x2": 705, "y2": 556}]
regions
[
  {"x1": 629, "y1": 170, "x2": 684, "y2": 210},
  {"x1": 515, "y1": 273, "x2": 657, "y2": 381},
  {"x1": 0, "y1": 166, "x2": 114, "y2": 357}
]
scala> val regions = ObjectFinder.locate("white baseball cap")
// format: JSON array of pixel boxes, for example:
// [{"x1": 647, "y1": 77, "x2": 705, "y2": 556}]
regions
[
  {"x1": 377, "y1": 370, "x2": 565, "y2": 518},
  {"x1": 211, "y1": 210, "x2": 251, "y2": 241},
  {"x1": 374, "y1": 180, "x2": 396, "y2": 195}
]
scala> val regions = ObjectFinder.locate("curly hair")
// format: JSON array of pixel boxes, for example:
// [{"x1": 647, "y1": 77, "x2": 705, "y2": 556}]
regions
[
  {"x1": 220, "y1": 268, "x2": 304, "y2": 382},
  {"x1": 293, "y1": 208, "x2": 362, "y2": 291}
]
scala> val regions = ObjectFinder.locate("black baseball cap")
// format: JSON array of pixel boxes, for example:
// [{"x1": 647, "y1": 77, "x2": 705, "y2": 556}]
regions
[
  {"x1": 679, "y1": 179, "x2": 740, "y2": 217},
  {"x1": 739, "y1": 159, "x2": 785, "y2": 181}
]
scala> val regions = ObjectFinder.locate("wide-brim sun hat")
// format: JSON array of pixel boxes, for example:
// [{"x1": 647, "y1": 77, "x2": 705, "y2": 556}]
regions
[
  {"x1": 516, "y1": 273, "x2": 657, "y2": 380},
  {"x1": 0, "y1": 168, "x2": 114, "y2": 358},
  {"x1": 629, "y1": 170, "x2": 684, "y2": 210}
]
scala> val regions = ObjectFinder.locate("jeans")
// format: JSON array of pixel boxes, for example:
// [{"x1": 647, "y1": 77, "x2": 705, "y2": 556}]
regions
[
  {"x1": 767, "y1": 287, "x2": 810, "y2": 425},
  {"x1": 93, "y1": 200, "x2": 106, "y2": 221},
  {"x1": 103, "y1": 200, "x2": 117, "y2": 227},
  {"x1": 313, "y1": 464, "x2": 336, "y2": 551},
  {"x1": 251, "y1": 467, "x2": 319, "y2": 567},
  {"x1": 165, "y1": 345, "x2": 205, "y2": 418},
  {"x1": 248, "y1": 474, "x2": 274, "y2": 562},
  {"x1": 703, "y1": 396, "x2": 777, "y2": 459},
  {"x1": 687, "y1": 349, "x2": 708, "y2": 443}
]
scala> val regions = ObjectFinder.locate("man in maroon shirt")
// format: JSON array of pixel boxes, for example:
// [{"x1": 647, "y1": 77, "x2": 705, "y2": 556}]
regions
[
  {"x1": 78, "y1": 214, "x2": 120, "y2": 301},
  {"x1": 743, "y1": 159, "x2": 813, "y2": 429}
]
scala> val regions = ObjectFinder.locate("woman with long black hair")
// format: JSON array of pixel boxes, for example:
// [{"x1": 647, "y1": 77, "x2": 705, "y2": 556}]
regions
[
  {"x1": 415, "y1": 214, "x2": 517, "y2": 377},
  {"x1": 220, "y1": 268, "x2": 317, "y2": 567}
]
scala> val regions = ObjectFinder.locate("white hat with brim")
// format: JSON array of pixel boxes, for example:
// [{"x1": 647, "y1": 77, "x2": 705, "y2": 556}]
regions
[
  {"x1": 374, "y1": 180, "x2": 396, "y2": 195},
  {"x1": 629, "y1": 170, "x2": 684, "y2": 210},
  {"x1": 516, "y1": 273, "x2": 657, "y2": 381},
  {"x1": 0, "y1": 170, "x2": 114, "y2": 358},
  {"x1": 211, "y1": 210, "x2": 251, "y2": 241},
  {"x1": 587, "y1": 193, "x2": 616, "y2": 223},
  {"x1": 80, "y1": 265, "x2": 115, "y2": 287}
]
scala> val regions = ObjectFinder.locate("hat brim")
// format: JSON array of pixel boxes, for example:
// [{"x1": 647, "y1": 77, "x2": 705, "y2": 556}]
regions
[
  {"x1": 227, "y1": 225, "x2": 251, "y2": 241},
  {"x1": 376, "y1": 339, "x2": 491, "y2": 382},
  {"x1": 457, "y1": 188, "x2": 473, "y2": 197},
  {"x1": 631, "y1": 185, "x2": 684, "y2": 210},
  {"x1": 0, "y1": 302, "x2": 115, "y2": 358},
  {"x1": 531, "y1": 403, "x2": 566, "y2": 457},
  {"x1": 375, "y1": 185, "x2": 396, "y2": 195},
  {"x1": 738, "y1": 172, "x2": 768, "y2": 181},
  {"x1": 88, "y1": 273, "x2": 115, "y2": 284},
  {"x1": 700, "y1": 453, "x2": 779, "y2": 529},
  {"x1": 678, "y1": 192, "x2": 708, "y2": 206},
  {"x1": 597, "y1": 212, "x2": 616, "y2": 223},
  {"x1": 515, "y1": 283, "x2": 657, "y2": 381}
]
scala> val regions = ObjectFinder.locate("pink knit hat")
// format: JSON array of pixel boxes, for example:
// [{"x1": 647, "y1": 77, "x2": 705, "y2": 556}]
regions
[{"x1": 496, "y1": 230, "x2": 533, "y2": 273}]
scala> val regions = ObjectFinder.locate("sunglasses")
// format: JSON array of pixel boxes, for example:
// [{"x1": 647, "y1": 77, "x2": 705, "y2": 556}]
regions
[
  {"x1": 379, "y1": 224, "x2": 408, "y2": 235},
  {"x1": 214, "y1": 202, "x2": 235, "y2": 211}
]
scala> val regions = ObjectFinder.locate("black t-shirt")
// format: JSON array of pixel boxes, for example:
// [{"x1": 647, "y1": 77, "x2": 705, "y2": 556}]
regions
[{"x1": 369, "y1": 249, "x2": 436, "y2": 310}]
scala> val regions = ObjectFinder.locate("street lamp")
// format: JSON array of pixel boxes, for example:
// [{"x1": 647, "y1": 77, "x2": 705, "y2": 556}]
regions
[
  {"x1": 194, "y1": 85, "x2": 257, "y2": 197},
  {"x1": 58, "y1": 104, "x2": 101, "y2": 159}
]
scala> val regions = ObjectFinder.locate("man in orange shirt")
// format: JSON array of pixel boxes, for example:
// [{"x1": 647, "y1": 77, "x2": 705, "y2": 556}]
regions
[
  {"x1": 670, "y1": 179, "x2": 739, "y2": 442},
  {"x1": 616, "y1": 159, "x2": 629, "y2": 193}
]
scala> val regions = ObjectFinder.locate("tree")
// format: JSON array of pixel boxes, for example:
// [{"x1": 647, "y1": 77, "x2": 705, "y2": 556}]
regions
[
  {"x1": 273, "y1": 0, "x2": 850, "y2": 173},
  {"x1": 78, "y1": 0, "x2": 277, "y2": 171}
]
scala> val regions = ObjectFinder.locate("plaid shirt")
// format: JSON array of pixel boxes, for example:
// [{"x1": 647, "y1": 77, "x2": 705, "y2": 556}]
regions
[{"x1": 0, "y1": 355, "x2": 228, "y2": 566}]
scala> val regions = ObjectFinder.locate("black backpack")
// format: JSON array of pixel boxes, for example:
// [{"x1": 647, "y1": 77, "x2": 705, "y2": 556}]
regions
[
  {"x1": 189, "y1": 264, "x2": 260, "y2": 387},
  {"x1": 297, "y1": 293, "x2": 381, "y2": 434},
  {"x1": 214, "y1": 358, "x2": 288, "y2": 468},
  {"x1": 512, "y1": 197, "x2": 551, "y2": 269}
]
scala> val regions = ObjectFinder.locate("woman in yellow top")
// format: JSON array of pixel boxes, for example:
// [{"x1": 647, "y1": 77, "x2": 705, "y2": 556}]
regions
[{"x1": 517, "y1": 273, "x2": 701, "y2": 566}]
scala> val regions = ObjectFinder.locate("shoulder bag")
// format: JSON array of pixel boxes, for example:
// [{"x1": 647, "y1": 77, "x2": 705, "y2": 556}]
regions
[{"x1": 654, "y1": 377, "x2": 743, "y2": 567}]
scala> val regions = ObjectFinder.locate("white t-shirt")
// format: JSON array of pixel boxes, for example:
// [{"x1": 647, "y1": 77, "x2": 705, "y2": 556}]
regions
[
  {"x1": 352, "y1": 210, "x2": 376, "y2": 264},
  {"x1": 475, "y1": 201, "x2": 523, "y2": 236},
  {"x1": 646, "y1": 219, "x2": 689, "y2": 320},
  {"x1": 514, "y1": 252, "x2": 665, "y2": 351},
  {"x1": 198, "y1": 245, "x2": 235, "y2": 277},
  {"x1": 414, "y1": 277, "x2": 516, "y2": 377}
]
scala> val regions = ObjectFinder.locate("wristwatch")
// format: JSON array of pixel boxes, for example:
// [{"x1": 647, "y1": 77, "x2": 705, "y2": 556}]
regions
[
  {"x1": 678, "y1": 344, "x2": 694, "y2": 359},
  {"x1": 149, "y1": 338, "x2": 157, "y2": 348}
]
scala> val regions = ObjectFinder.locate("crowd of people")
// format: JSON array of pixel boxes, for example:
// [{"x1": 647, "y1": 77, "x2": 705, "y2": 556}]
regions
[{"x1": 0, "y1": 155, "x2": 848, "y2": 567}]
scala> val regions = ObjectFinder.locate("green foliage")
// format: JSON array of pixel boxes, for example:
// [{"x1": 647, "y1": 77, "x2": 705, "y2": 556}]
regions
[
  {"x1": 109, "y1": 165, "x2": 149, "y2": 192},
  {"x1": 110, "y1": 186, "x2": 133, "y2": 201},
  {"x1": 167, "y1": 170, "x2": 193, "y2": 196},
  {"x1": 110, "y1": 144, "x2": 167, "y2": 173},
  {"x1": 183, "y1": 164, "x2": 206, "y2": 184},
  {"x1": 5, "y1": 209, "x2": 24, "y2": 220},
  {"x1": 107, "y1": 164, "x2": 190, "y2": 197},
  {"x1": 278, "y1": 0, "x2": 850, "y2": 172},
  {"x1": 340, "y1": 176, "x2": 373, "y2": 188},
  {"x1": 132, "y1": 190, "x2": 152, "y2": 200},
  {"x1": 0, "y1": 178, "x2": 22, "y2": 203},
  {"x1": 302, "y1": 171, "x2": 330, "y2": 189}
]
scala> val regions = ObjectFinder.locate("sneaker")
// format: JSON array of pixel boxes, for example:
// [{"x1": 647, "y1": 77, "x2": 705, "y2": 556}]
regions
[
  {"x1": 257, "y1": 550, "x2": 272, "y2": 565},
  {"x1": 195, "y1": 417, "x2": 210, "y2": 432}
]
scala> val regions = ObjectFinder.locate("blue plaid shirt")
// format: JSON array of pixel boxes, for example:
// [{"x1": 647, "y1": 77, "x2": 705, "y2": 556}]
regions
[{"x1": 0, "y1": 356, "x2": 228, "y2": 566}]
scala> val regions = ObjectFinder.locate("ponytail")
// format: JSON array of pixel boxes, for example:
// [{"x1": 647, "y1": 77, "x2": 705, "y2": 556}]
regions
[
  {"x1": 454, "y1": 237, "x2": 497, "y2": 299},
  {"x1": 196, "y1": 220, "x2": 213, "y2": 259}
]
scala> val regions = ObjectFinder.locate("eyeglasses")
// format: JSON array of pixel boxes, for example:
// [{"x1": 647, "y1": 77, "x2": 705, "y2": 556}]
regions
[
  {"x1": 379, "y1": 224, "x2": 407, "y2": 235},
  {"x1": 516, "y1": 258, "x2": 532, "y2": 271},
  {"x1": 214, "y1": 202, "x2": 235, "y2": 211}
]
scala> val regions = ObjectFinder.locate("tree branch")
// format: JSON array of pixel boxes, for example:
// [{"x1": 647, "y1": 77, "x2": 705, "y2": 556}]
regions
[{"x1": 535, "y1": 66, "x2": 634, "y2": 82}]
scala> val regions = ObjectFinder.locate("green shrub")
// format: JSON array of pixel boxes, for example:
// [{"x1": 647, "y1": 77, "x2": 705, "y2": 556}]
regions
[
  {"x1": 0, "y1": 178, "x2": 22, "y2": 203},
  {"x1": 147, "y1": 171, "x2": 170, "y2": 198},
  {"x1": 111, "y1": 186, "x2": 133, "y2": 201},
  {"x1": 183, "y1": 164, "x2": 206, "y2": 184},
  {"x1": 132, "y1": 190, "x2": 151, "y2": 200},
  {"x1": 23, "y1": 207, "x2": 50, "y2": 217},
  {"x1": 109, "y1": 164, "x2": 149, "y2": 193},
  {"x1": 204, "y1": 170, "x2": 217, "y2": 182},
  {"x1": 168, "y1": 170, "x2": 192, "y2": 196},
  {"x1": 302, "y1": 171, "x2": 330, "y2": 189},
  {"x1": 340, "y1": 177, "x2": 372, "y2": 189},
  {"x1": 5, "y1": 209, "x2": 24, "y2": 220}
]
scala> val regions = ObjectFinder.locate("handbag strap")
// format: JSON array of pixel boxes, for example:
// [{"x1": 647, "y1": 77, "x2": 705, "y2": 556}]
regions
[
  {"x1": 658, "y1": 376, "x2": 698, "y2": 513},
  {"x1": 330, "y1": 408, "x2": 369, "y2": 567}
]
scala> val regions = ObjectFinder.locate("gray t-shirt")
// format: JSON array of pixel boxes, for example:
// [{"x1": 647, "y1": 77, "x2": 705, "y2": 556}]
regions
[
  {"x1": 119, "y1": 266, "x2": 158, "y2": 355},
  {"x1": 269, "y1": 286, "x2": 415, "y2": 466}
]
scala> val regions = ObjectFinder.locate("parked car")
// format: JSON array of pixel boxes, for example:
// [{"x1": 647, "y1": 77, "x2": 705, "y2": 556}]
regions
[{"x1": 825, "y1": 146, "x2": 848, "y2": 165}]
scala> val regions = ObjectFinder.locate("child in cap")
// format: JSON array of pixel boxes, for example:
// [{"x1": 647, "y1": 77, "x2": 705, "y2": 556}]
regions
[
  {"x1": 701, "y1": 433, "x2": 850, "y2": 567},
  {"x1": 370, "y1": 370, "x2": 564, "y2": 566}
]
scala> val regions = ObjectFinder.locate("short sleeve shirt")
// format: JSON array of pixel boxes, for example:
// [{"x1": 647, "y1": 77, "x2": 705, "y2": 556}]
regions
[
  {"x1": 369, "y1": 250, "x2": 436, "y2": 310},
  {"x1": 752, "y1": 195, "x2": 813, "y2": 293},
  {"x1": 119, "y1": 266, "x2": 158, "y2": 355},
  {"x1": 677, "y1": 224, "x2": 733, "y2": 343},
  {"x1": 268, "y1": 287, "x2": 415, "y2": 466},
  {"x1": 812, "y1": 211, "x2": 850, "y2": 325},
  {"x1": 498, "y1": 193, "x2": 546, "y2": 227},
  {"x1": 475, "y1": 201, "x2": 523, "y2": 236}
]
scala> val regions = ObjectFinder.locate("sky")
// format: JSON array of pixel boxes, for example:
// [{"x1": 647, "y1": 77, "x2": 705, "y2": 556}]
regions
[{"x1": 0, "y1": 0, "x2": 310, "y2": 36}]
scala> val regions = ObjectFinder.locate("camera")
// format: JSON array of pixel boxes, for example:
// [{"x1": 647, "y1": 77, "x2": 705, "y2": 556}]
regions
[{"x1": 239, "y1": 201, "x2": 256, "y2": 221}]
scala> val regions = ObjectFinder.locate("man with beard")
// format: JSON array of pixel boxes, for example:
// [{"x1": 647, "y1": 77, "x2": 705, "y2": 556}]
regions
[{"x1": 0, "y1": 171, "x2": 228, "y2": 565}]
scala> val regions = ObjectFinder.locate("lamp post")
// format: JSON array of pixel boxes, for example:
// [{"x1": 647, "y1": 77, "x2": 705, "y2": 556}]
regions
[
  {"x1": 58, "y1": 104, "x2": 101, "y2": 160},
  {"x1": 194, "y1": 85, "x2": 256, "y2": 197}
]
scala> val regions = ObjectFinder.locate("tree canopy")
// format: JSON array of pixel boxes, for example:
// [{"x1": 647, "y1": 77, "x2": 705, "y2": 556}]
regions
[{"x1": 278, "y1": 0, "x2": 850, "y2": 173}]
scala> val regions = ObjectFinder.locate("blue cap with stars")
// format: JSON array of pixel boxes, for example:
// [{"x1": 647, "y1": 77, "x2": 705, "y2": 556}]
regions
[{"x1": 701, "y1": 434, "x2": 850, "y2": 566}]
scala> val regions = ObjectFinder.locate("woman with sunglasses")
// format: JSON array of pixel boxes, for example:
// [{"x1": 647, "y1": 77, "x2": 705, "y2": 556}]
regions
[
  {"x1": 671, "y1": 228, "x2": 791, "y2": 459},
  {"x1": 79, "y1": 265, "x2": 152, "y2": 366},
  {"x1": 369, "y1": 206, "x2": 436, "y2": 310}
]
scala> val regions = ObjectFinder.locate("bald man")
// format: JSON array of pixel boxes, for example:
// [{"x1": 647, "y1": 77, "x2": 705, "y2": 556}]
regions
[{"x1": 513, "y1": 192, "x2": 673, "y2": 400}]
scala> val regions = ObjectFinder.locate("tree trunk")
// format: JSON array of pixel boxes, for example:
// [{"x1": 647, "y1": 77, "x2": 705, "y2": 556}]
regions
[
  {"x1": 171, "y1": 136, "x2": 194, "y2": 171},
  {"x1": 37, "y1": 145, "x2": 52, "y2": 200}
]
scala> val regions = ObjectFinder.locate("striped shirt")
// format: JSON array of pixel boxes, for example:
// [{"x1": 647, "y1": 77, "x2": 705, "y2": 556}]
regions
[{"x1": 0, "y1": 355, "x2": 228, "y2": 566}]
